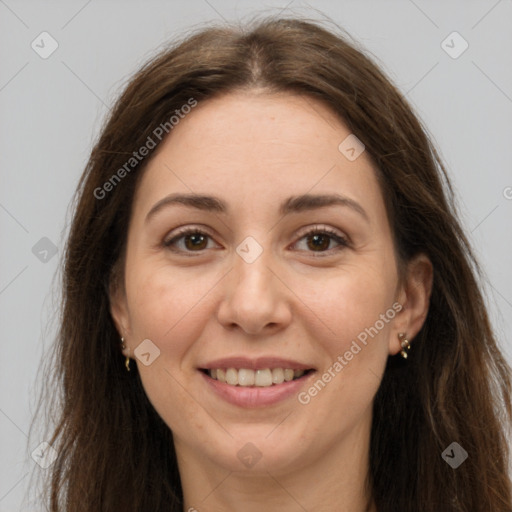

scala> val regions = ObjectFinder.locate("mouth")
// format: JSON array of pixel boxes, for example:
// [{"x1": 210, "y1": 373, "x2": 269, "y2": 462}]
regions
[
  {"x1": 200, "y1": 367, "x2": 315, "y2": 387},
  {"x1": 198, "y1": 358, "x2": 317, "y2": 408}
]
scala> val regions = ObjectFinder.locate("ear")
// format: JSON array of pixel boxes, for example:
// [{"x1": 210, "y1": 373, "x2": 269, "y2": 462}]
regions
[
  {"x1": 109, "y1": 273, "x2": 132, "y2": 356},
  {"x1": 389, "y1": 253, "x2": 433, "y2": 355}
]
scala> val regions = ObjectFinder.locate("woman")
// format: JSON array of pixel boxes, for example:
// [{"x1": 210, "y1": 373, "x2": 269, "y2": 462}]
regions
[{"x1": 40, "y1": 16, "x2": 512, "y2": 511}]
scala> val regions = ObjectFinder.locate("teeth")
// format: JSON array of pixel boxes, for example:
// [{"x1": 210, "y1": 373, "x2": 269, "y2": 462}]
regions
[
  {"x1": 238, "y1": 369, "x2": 255, "y2": 387},
  {"x1": 272, "y1": 368, "x2": 284, "y2": 384},
  {"x1": 226, "y1": 368, "x2": 238, "y2": 385},
  {"x1": 284, "y1": 369, "x2": 294, "y2": 382},
  {"x1": 255, "y1": 369, "x2": 273, "y2": 387},
  {"x1": 207, "y1": 367, "x2": 308, "y2": 387}
]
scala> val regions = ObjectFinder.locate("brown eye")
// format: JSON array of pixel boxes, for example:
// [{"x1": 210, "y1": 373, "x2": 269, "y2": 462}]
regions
[
  {"x1": 183, "y1": 233, "x2": 208, "y2": 250},
  {"x1": 164, "y1": 228, "x2": 218, "y2": 253},
  {"x1": 293, "y1": 227, "x2": 349, "y2": 255},
  {"x1": 306, "y1": 233, "x2": 331, "y2": 251}
]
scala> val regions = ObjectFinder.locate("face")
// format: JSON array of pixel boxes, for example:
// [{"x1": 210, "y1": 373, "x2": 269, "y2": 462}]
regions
[{"x1": 111, "y1": 91, "x2": 425, "y2": 476}]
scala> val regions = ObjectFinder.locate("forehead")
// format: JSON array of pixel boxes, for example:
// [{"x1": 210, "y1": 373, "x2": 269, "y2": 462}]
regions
[{"x1": 134, "y1": 91, "x2": 383, "y2": 218}]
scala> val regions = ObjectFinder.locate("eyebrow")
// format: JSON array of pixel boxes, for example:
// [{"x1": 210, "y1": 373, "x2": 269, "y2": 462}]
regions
[{"x1": 145, "y1": 192, "x2": 369, "y2": 223}]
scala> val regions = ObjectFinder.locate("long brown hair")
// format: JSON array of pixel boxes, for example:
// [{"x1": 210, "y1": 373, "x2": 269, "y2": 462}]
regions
[{"x1": 37, "y1": 16, "x2": 512, "y2": 511}]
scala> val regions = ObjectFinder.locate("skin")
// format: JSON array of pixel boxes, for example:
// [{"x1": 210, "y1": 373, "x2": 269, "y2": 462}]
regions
[{"x1": 111, "y1": 91, "x2": 432, "y2": 512}]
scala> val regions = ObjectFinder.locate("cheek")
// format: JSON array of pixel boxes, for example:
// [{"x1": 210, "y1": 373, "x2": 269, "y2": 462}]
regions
[
  {"x1": 125, "y1": 263, "x2": 216, "y2": 361},
  {"x1": 296, "y1": 260, "x2": 397, "y2": 365},
  {"x1": 266, "y1": 264, "x2": 397, "y2": 448},
  {"x1": 292, "y1": 270, "x2": 395, "y2": 431},
  {"x1": 124, "y1": 264, "x2": 216, "y2": 433}
]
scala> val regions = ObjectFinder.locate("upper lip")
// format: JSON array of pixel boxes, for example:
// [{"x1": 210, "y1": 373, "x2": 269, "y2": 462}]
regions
[{"x1": 200, "y1": 356, "x2": 315, "y2": 371}]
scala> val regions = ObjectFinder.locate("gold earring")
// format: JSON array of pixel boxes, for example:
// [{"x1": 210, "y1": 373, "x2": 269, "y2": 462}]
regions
[
  {"x1": 398, "y1": 333, "x2": 411, "y2": 359},
  {"x1": 120, "y1": 337, "x2": 131, "y2": 372}
]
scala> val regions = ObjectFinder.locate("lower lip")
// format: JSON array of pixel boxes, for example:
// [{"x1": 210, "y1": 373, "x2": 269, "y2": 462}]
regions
[{"x1": 200, "y1": 371, "x2": 315, "y2": 408}]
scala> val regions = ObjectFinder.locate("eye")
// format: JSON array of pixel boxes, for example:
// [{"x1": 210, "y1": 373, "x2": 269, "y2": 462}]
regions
[
  {"x1": 163, "y1": 227, "x2": 219, "y2": 254},
  {"x1": 292, "y1": 226, "x2": 349, "y2": 254},
  {"x1": 163, "y1": 225, "x2": 348, "y2": 256}
]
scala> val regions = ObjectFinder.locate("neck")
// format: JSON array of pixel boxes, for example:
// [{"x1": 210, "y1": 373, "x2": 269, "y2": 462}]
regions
[{"x1": 176, "y1": 415, "x2": 375, "y2": 512}]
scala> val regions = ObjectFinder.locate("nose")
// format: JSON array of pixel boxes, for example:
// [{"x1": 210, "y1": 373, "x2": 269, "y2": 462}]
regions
[{"x1": 216, "y1": 251, "x2": 292, "y2": 336}]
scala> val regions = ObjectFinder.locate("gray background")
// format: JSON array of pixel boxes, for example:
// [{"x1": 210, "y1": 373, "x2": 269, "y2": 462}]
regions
[{"x1": 1, "y1": 0, "x2": 511, "y2": 509}]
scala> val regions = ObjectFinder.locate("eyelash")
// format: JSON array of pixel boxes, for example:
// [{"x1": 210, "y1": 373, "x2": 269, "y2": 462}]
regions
[{"x1": 163, "y1": 225, "x2": 349, "y2": 257}]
